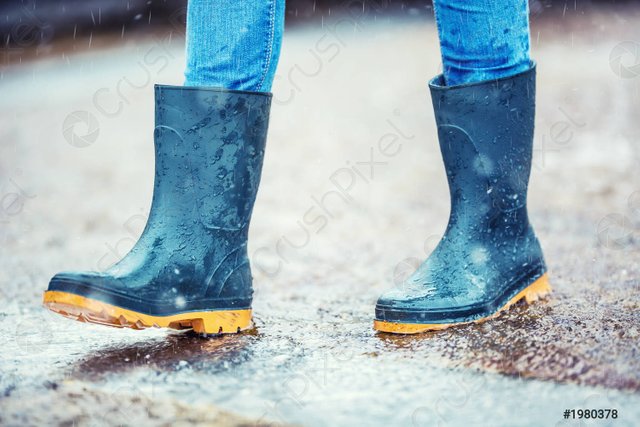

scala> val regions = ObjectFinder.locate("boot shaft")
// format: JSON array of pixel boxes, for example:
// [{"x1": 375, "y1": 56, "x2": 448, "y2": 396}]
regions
[
  {"x1": 429, "y1": 65, "x2": 536, "y2": 223},
  {"x1": 152, "y1": 85, "x2": 272, "y2": 232}
]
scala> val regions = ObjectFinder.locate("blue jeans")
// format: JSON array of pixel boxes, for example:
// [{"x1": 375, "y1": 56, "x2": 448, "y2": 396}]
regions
[
  {"x1": 183, "y1": 0, "x2": 530, "y2": 90},
  {"x1": 184, "y1": 0, "x2": 285, "y2": 91},
  {"x1": 433, "y1": 0, "x2": 531, "y2": 86}
]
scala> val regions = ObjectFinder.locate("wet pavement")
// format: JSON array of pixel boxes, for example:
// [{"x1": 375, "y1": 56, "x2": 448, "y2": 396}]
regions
[{"x1": 1, "y1": 6, "x2": 640, "y2": 427}]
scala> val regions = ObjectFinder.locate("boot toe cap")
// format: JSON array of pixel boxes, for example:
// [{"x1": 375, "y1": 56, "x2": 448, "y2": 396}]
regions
[
  {"x1": 46, "y1": 271, "x2": 127, "y2": 305},
  {"x1": 49, "y1": 270, "x2": 112, "y2": 289}
]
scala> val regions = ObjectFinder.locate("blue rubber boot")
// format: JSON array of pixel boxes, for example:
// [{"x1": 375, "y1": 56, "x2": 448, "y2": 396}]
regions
[
  {"x1": 374, "y1": 64, "x2": 551, "y2": 334},
  {"x1": 44, "y1": 85, "x2": 271, "y2": 334}
]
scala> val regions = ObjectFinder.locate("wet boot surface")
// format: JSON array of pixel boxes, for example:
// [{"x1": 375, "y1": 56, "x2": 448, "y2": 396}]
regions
[
  {"x1": 44, "y1": 86, "x2": 271, "y2": 334},
  {"x1": 375, "y1": 66, "x2": 551, "y2": 332}
]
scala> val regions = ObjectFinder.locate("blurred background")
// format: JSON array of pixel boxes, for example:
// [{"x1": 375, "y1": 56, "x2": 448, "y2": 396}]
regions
[
  {"x1": 1, "y1": 0, "x2": 638, "y2": 55},
  {"x1": 1, "y1": 1, "x2": 640, "y2": 426}
]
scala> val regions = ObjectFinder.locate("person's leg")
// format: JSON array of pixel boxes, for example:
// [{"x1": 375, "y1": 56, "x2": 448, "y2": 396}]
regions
[
  {"x1": 374, "y1": 1, "x2": 550, "y2": 333},
  {"x1": 184, "y1": 0, "x2": 285, "y2": 91},
  {"x1": 44, "y1": 1, "x2": 285, "y2": 335},
  {"x1": 433, "y1": 0, "x2": 530, "y2": 85}
]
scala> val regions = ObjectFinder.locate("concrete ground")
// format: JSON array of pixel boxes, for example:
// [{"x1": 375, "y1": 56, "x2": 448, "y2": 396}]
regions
[{"x1": 1, "y1": 5, "x2": 640, "y2": 427}]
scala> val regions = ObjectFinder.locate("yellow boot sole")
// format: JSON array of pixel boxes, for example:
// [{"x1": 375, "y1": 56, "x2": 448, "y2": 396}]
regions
[
  {"x1": 43, "y1": 290, "x2": 252, "y2": 334},
  {"x1": 373, "y1": 273, "x2": 551, "y2": 334}
]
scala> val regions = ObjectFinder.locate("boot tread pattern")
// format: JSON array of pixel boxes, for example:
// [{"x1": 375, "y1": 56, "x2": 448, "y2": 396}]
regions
[{"x1": 43, "y1": 291, "x2": 252, "y2": 334}]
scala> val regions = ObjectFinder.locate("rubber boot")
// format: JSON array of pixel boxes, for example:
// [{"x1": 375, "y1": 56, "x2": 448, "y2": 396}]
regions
[
  {"x1": 374, "y1": 64, "x2": 551, "y2": 334},
  {"x1": 43, "y1": 85, "x2": 271, "y2": 334}
]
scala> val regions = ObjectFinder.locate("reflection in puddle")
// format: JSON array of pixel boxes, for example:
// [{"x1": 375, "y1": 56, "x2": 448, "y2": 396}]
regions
[
  {"x1": 374, "y1": 329, "x2": 443, "y2": 349},
  {"x1": 72, "y1": 328, "x2": 260, "y2": 379},
  {"x1": 373, "y1": 300, "x2": 545, "y2": 350}
]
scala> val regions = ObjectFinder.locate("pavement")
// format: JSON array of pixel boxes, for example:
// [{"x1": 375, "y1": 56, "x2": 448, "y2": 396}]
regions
[{"x1": 1, "y1": 5, "x2": 640, "y2": 427}]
